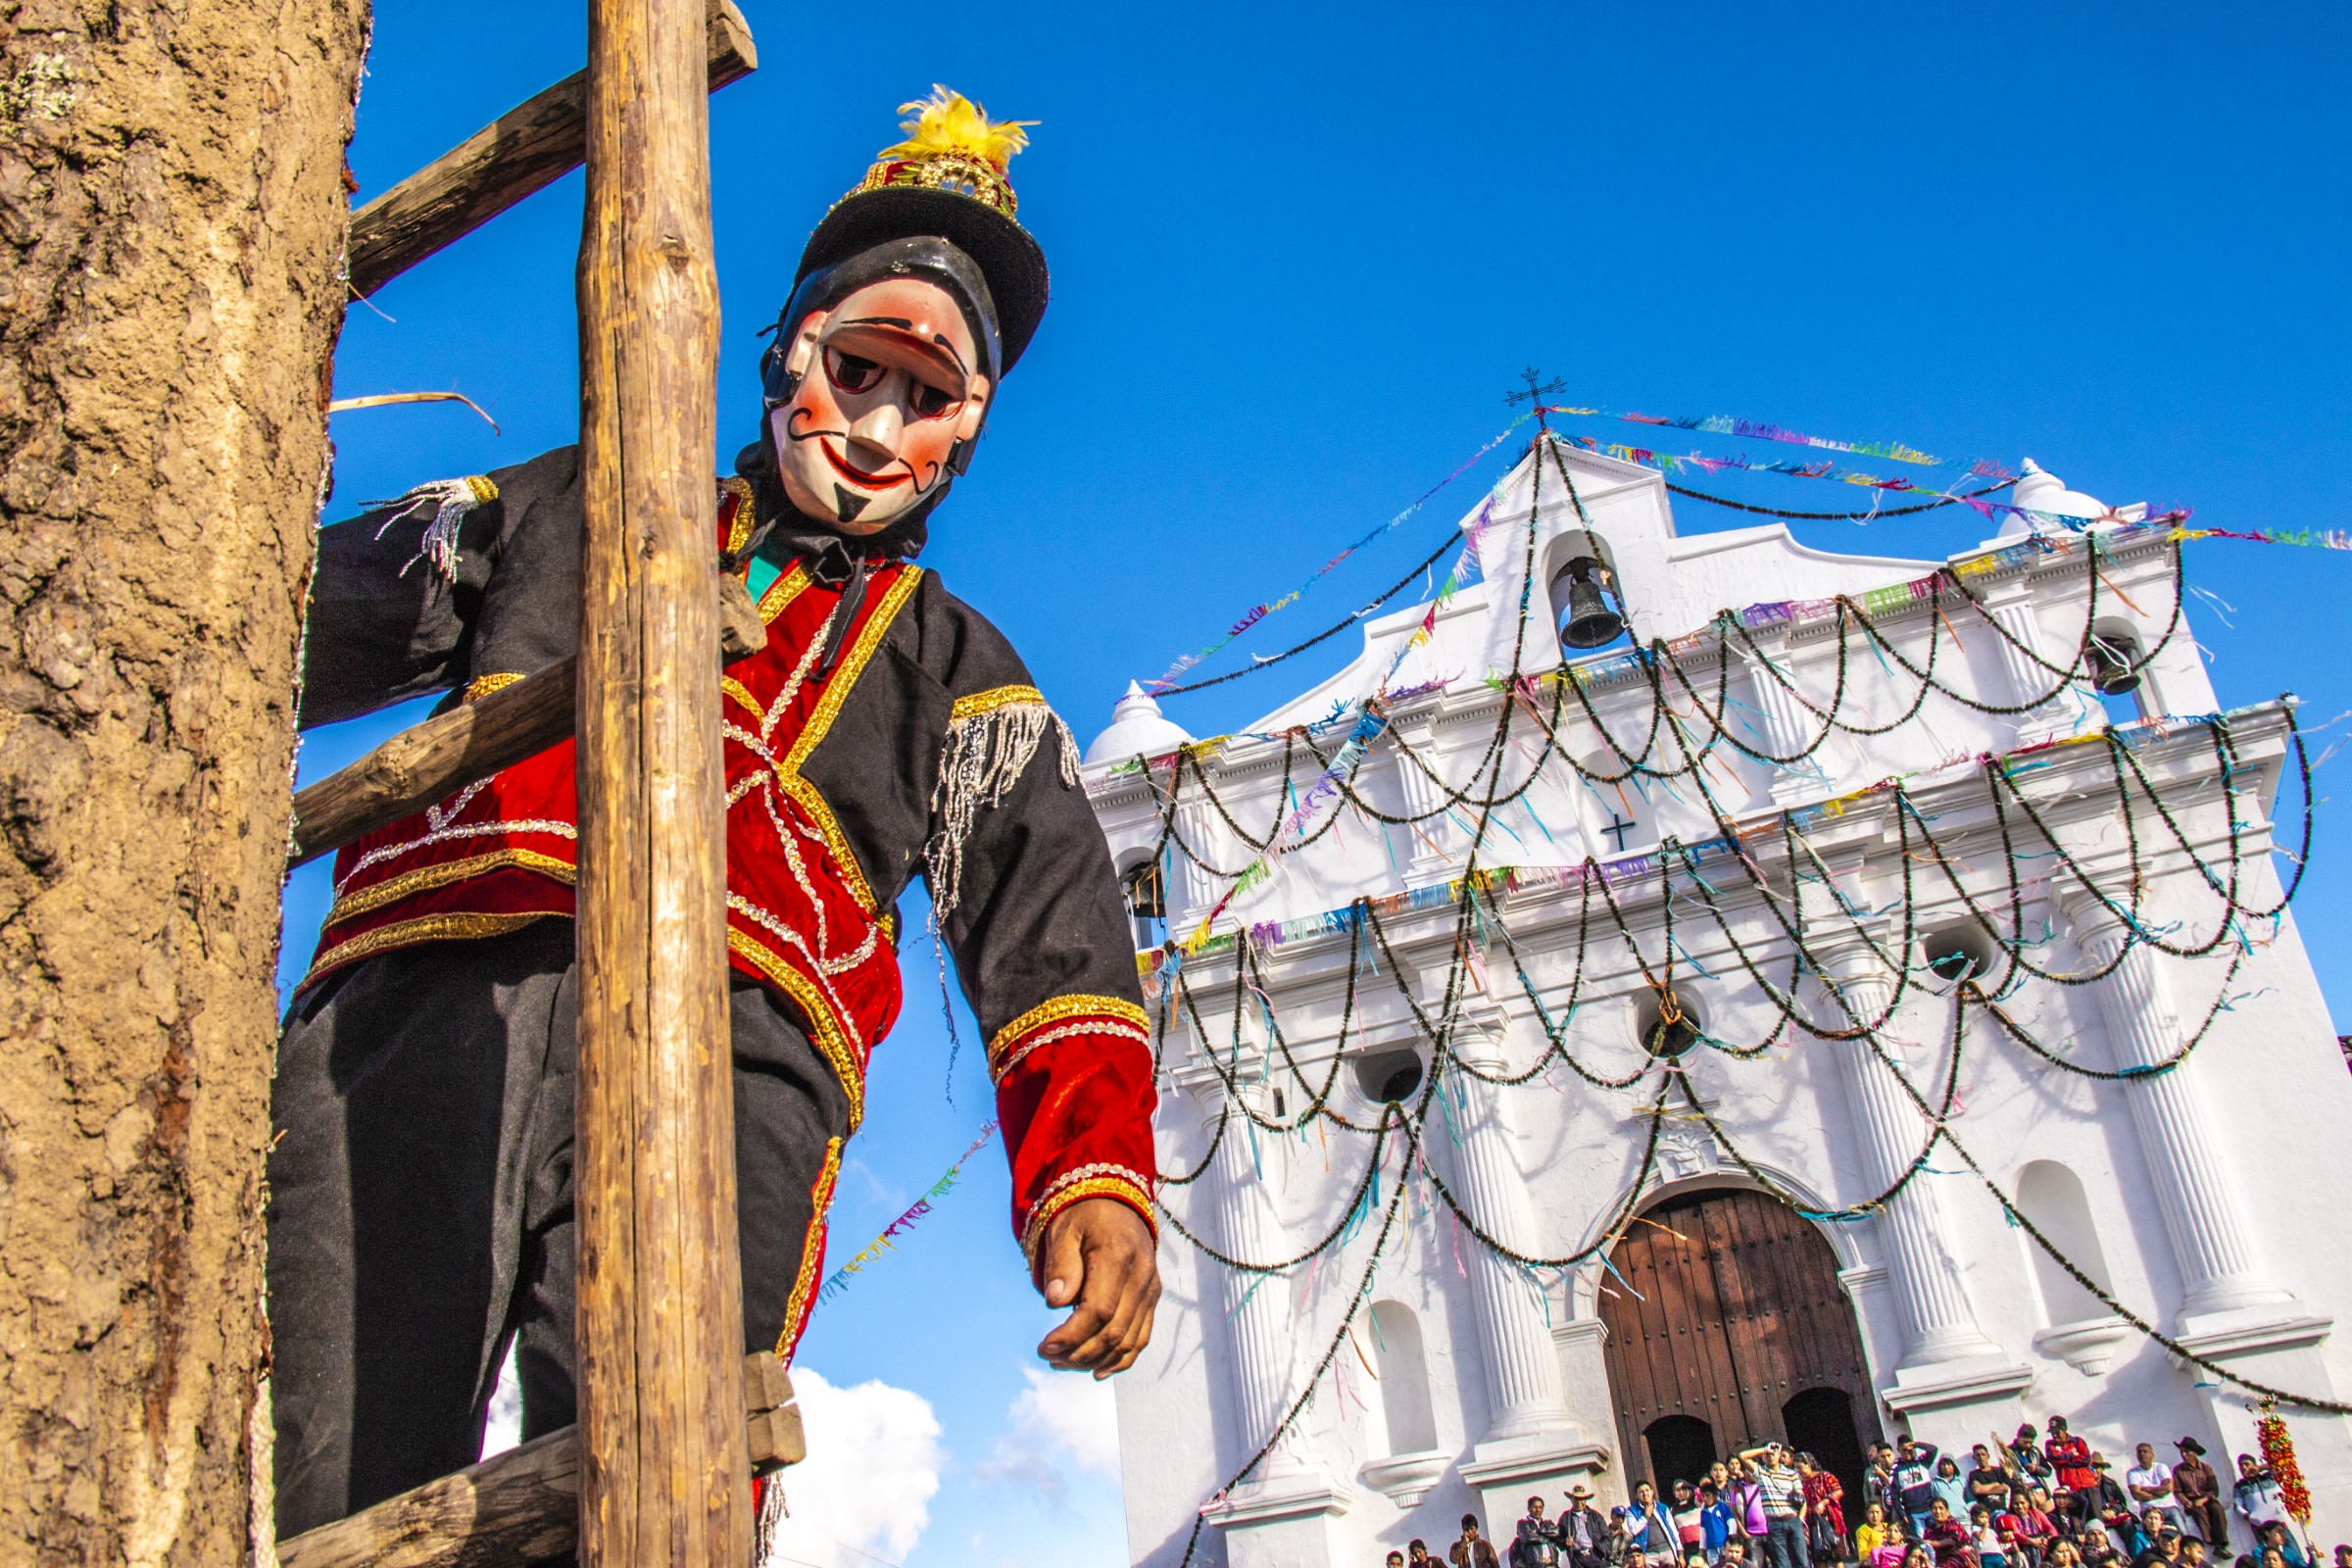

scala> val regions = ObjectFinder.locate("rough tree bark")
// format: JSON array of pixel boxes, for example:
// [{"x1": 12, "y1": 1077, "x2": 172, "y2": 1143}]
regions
[{"x1": 0, "y1": 1, "x2": 368, "y2": 1563}]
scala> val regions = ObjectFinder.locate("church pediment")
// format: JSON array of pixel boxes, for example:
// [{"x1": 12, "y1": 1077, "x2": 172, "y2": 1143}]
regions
[{"x1": 1248, "y1": 434, "x2": 1947, "y2": 730}]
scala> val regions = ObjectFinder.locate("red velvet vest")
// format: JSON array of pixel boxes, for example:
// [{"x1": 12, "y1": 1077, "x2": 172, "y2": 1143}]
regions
[{"x1": 305, "y1": 489, "x2": 913, "y2": 1127}]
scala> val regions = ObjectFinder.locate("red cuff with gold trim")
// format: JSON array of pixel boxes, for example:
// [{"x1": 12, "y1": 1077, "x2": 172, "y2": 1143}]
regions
[{"x1": 986, "y1": 995, "x2": 1156, "y2": 1262}]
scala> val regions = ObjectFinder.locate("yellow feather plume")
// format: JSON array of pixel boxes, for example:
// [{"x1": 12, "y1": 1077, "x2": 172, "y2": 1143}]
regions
[{"x1": 883, "y1": 85, "x2": 1035, "y2": 172}]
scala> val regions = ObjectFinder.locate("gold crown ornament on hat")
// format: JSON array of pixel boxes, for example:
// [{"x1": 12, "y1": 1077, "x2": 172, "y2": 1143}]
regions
[
  {"x1": 797, "y1": 84, "x2": 1054, "y2": 371},
  {"x1": 845, "y1": 86, "x2": 1037, "y2": 219}
]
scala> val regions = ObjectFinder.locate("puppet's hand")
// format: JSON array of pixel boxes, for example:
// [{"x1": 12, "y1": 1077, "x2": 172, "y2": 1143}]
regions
[{"x1": 1034, "y1": 1198, "x2": 1159, "y2": 1379}]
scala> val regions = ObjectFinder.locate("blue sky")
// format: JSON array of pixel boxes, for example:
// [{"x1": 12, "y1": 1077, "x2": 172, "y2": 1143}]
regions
[{"x1": 292, "y1": 4, "x2": 2352, "y2": 1562}]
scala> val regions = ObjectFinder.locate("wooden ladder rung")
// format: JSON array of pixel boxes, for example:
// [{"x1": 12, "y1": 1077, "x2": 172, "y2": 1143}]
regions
[{"x1": 276, "y1": 1351, "x2": 802, "y2": 1568}]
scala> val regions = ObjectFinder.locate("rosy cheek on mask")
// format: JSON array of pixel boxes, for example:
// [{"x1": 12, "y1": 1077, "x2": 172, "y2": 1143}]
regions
[{"x1": 893, "y1": 419, "x2": 960, "y2": 488}]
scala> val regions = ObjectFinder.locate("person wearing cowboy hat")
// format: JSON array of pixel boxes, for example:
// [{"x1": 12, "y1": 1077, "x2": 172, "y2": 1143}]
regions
[
  {"x1": 2167, "y1": 1439, "x2": 2228, "y2": 1552},
  {"x1": 267, "y1": 87, "x2": 1159, "y2": 1538},
  {"x1": 1558, "y1": 1485, "x2": 1612, "y2": 1568}
]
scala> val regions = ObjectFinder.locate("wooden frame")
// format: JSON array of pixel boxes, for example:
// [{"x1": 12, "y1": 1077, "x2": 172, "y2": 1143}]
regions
[{"x1": 347, "y1": 1, "x2": 755, "y2": 299}]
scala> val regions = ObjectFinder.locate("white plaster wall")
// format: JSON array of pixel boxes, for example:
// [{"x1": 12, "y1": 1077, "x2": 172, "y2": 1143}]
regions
[{"x1": 1099, "y1": 440, "x2": 2352, "y2": 1566}]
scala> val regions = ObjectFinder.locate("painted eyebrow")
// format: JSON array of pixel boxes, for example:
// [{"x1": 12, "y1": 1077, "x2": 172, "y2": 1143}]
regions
[
  {"x1": 841, "y1": 316, "x2": 969, "y2": 371},
  {"x1": 927, "y1": 337, "x2": 970, "y2": 377}
]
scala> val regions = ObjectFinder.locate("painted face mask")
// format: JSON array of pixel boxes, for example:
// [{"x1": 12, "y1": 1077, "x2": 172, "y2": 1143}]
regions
[{"x1": 766, "y1": 275, "x2": 993, "y2": 533}]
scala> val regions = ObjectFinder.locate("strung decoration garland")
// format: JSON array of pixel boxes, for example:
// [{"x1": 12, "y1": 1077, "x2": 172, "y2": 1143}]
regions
[
  {"x1": 1133, "y1": 386, "x2": 2346, "y2": 704},
  {"x1": 1539, "y1": 399, "x2": 2011, "y2": 475},
  {"x1": 1144, "y1": 417, "x2": 1531, "y2": 693},
  {"x1": 812, "y1": 1121, "x2": 997, "y2": 1304},
  {"x1": 1151, "y1": 530, "x2": 1463, "y2": 697},
  {"x1": 1665, "y1": 476, "x2": 2016, "y2": 521},
  {"x1": 1119, "y1": 432, "x2": 2339, "y2": 1566},
  {"x1": 1560, "y1": 432, "x2": 2028, "y2": 499}
]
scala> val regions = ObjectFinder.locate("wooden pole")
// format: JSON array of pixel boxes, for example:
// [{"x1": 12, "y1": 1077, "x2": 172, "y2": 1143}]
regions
[{"x1": 574, "y1": 0, "x2": 744, "y2": 1559}]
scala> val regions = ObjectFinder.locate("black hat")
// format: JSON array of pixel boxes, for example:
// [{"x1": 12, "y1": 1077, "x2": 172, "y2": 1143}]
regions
[
  {"x1": 796, "y1": 86, "x2": 1050, "y2": 374},
  {"x1": 2176, "y1": 1438, "x2": 2206, "y2": 1455}
]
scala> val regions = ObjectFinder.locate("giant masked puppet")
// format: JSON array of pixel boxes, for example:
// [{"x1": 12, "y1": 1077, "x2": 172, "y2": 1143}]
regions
[{"x1": 269, "y1": 89, "x2": 1160, "y2": 1536}]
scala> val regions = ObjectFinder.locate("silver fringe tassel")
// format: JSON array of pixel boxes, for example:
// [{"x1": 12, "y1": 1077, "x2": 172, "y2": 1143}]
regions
[
  {"x1": 366, "y1": 474, "x2": 498, "y2": 584},
  {"x1": 926, "y1": 701, "x2": 1083, "y2": 923},
  {"x1": 753, "y1": 1471, "x2": 790, "y2": 1565}
]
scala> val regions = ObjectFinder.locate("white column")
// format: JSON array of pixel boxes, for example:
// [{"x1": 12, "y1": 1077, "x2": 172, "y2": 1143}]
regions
[
  {"x1": 1208, "y1": 1093, "x2": 1307, "y2": 1467},
  {"x1": 1986, "y1": 594, "x2": 2070, "y2": 742},
  {"x1": 1197, "y1": 1090, "x2": 1354, "y2": 1568},
  {"x1": 1172, "y1": 799, "x2": 1219, "y2": 934},
  {"x1": 1741, "y1": 649, "x2": 1824, "y2": 808},
  {"x1": 2063, "y1": 893, "x2": 2295, "y2": 1324},
  {"x1": 1815, "y1": 939, "x2": 2009, "y2": 1372},
  {"x1": 1447, "y1": 1025, "x2": 1578, "y2": 1443},
  {"x1": 1391, "y1": 718, "x2": 1455, "y2": 882}
]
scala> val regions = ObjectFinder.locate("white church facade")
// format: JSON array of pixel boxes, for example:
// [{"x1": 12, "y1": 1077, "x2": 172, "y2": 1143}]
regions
[{"x1": 1079, "y1": 439, "x2": 2352, "y2": 1567}]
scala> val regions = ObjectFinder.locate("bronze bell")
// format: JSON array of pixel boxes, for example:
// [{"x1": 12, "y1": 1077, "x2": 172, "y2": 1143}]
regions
[
  {"x1": 1559, "y1": 571, "x2": 1625, "y2": 650},
  {"x1": 2084, "y1": 632, "x2": 2141, "y2": 696}
]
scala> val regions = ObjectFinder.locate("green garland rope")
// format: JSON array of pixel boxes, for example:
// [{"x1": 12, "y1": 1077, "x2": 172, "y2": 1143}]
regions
[{"x1": 1143, "y1": 445, "x2": 2336, "y2": 1564}]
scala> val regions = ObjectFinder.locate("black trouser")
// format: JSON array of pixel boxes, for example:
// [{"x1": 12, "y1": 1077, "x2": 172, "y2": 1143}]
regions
[{"x1": 266, "y1": 919, "x2": 851, "y2": 1538}]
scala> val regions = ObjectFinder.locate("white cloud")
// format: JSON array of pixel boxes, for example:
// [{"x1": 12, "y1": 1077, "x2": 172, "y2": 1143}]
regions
[
  {"x1": 480, "y1": 1344, "x2": 522, "y2": 1460},
  {"x1": 763, "y1": 1366, "x2": 944, "y2": 1568},
  {"x1": 972, "y1": 1366, "x2": 1122, "y2": 1502}
]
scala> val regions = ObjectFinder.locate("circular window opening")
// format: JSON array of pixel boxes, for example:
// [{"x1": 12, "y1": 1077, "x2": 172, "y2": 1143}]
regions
[
  {"x1": 1921, "y1": 923, "x2": 1999, "y2": 986},
  {"x1": 1634, "y1": 987, "x2": 1703, "y2": 1058},
  {"x1": 1353, "y1": 1047, "x2": 1425, "y2": 1104}
]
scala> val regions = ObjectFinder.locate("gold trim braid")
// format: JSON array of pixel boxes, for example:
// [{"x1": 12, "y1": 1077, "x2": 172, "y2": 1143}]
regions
[
  {"x1": 464, "y1": 672, "x2": 526, "y2": 703},
  {"x1": 758, "y1": 562, "x2": 810, "y2": 623},
  {"x1": 988, "y1": 993, "x2": 1152, "y2": 1069},
  {"x1": 775, "y1": 1136, "x2": 844, "y2": 1360},
  {"x1": 784, "y1": 567, "x2": 923, "y2": 777},
  {"x1": 324, "y1": 848, "x2": 576, "y2": 927},
  {"x1": 726, "y1": 928, "x2": 867, "y2": 1131},
  {"x1": 950, "y1": 684, "x2": 1046, "y2": 720},
  {"x1": 721, "y1": 475, "x2": 757, "y2": 557},
  {"x1": 774, "y1": 565, "x2": 924, "y2": 915},
  {"x1": 1020, "y1": 1168, "x2": 1156, "y2": 1270},
  {"x1": 301, "y1": 911, "x2": 558, "y2": 992}
]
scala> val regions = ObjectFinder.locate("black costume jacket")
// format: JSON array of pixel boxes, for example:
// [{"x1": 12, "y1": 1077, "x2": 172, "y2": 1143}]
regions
[{"x1": 297, "y1": 444, "x2": 1155, "y2": 1321}]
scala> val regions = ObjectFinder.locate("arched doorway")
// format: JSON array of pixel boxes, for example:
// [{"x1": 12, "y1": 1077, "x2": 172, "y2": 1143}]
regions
[{"x1": 1598, "y1": 1187, "x2": 1881, "y2": 1511}]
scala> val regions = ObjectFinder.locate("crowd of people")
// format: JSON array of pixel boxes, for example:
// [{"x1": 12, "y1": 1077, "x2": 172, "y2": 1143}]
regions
[{"x1": 1383, "y1": 1427, "x2": 2335, "y2": 1568}]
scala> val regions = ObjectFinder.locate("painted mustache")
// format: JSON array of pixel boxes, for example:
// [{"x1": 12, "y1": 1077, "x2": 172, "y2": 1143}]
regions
[{"x1": 785, "y1": 408, "x2": 944, "y2": 495}]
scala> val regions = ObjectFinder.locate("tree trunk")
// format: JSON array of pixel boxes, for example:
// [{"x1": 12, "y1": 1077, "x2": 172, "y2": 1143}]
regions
[{"x1": 0, "y1": 1, "x2": 368, "y2": 1563}]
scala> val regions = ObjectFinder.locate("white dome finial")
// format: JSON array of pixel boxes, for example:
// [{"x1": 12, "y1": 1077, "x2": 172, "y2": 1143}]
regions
[
  {"x1": 1999, "y1": 459, "x2": 2139, "y2": 539},
  {"x1": 1084, "y1": 681, "x2": 1195, "y2": 767}
]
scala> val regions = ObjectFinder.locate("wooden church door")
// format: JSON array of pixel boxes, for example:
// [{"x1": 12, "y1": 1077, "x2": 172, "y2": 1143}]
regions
[{"x1": 1596, "y1": 1187, "x2": 1882, "y2": 1510}]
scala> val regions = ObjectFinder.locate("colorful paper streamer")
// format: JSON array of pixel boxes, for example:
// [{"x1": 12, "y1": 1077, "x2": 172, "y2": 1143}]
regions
[
  {"x1": 813, "y1": 1121, "x2": 999, "y2": 1303},
  {"x1": 1138, "y1": 694, "x2": 2273, "y2": 992},
  {"x1": 1114, "y1": 505, "x2": 2201, "y2": 788},
  {"x1": 1542, "y1": 401, "x2": 2014, "y2": 477},
  {"x1": 1145, "y1": 420, "x2": 1530, "y2": 692},
  {"x1": 1171, "y1": 507, "x2": 1496, "y2": 947}
]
